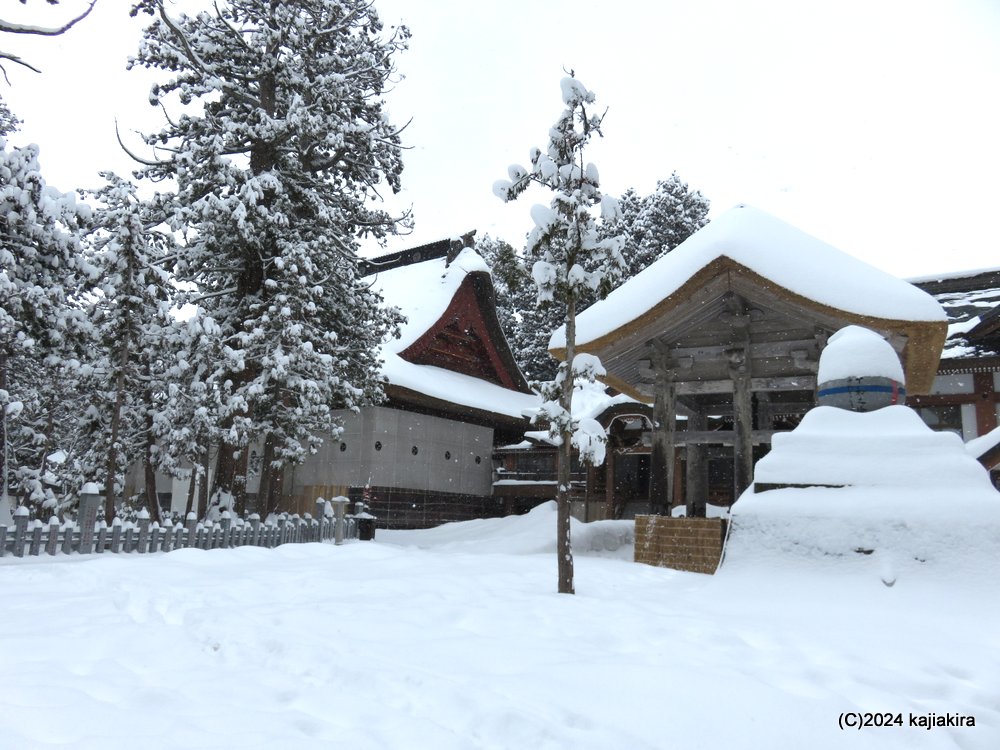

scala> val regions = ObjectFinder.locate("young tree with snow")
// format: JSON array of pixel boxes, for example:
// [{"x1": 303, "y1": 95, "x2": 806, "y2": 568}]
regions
[
  {"x1": 494, "y1": 74, "x2": 625, "y2": 594},
  {"x1": 77, "y1": 174, "x2": 178, "y2": 523},
  {"x1": 128, "y1": 0, "x2": 408, "y2": 515},
  {"x1": 0, "y1": 137, "x2": 91, "y2": 521}
]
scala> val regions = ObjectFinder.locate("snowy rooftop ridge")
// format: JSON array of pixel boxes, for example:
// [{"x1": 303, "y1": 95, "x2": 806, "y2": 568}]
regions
[
  {"x1": 550, "y1": 204, "x2": 946, "y2": 351},
  {"x1": 906, "y1": 265, "x2": 1000, "y2": 286},
  {"x1": 364, "y1": 237, "x2": 540, "y2": 420},
  {"x1": 908, "y1": 267, "x2": 1000, "y2": 359},
  {"x1": 366, "y1": 244, "x2": 489, "y2": 353}
]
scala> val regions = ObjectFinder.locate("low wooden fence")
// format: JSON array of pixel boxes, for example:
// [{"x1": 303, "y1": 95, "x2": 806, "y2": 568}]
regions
[
  {"x1": 0, "y1": 498, "x2": 362, "y2": 559},
  {"x1": 634, "y1": 515, "x2": 728, "y2": 574}
]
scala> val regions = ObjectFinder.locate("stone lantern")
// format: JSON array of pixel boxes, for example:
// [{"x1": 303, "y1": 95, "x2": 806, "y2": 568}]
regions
[{"x1": 816, "y1": 326, "x2": 905, "y2": 412}]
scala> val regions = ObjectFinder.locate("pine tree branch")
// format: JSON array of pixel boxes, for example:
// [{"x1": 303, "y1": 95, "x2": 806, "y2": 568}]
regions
[{"x1": 0, "y1": 1, "x2": 97, "y2": 36}]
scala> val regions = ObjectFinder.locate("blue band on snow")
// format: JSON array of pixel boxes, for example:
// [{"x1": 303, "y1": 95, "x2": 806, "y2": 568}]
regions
[{"x1": 817, "y1": 384, "x2": 905, "y2": 397}]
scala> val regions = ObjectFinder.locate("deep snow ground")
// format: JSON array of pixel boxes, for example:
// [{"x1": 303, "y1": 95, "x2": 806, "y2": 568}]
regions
[{"x1": 1, "y1": 503, "x2": 997, "y2": 749}]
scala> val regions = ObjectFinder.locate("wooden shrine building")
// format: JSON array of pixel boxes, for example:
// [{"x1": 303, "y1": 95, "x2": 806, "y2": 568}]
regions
[{"x1": 549, "y1": 204, "x2": 949, "y2": 515}]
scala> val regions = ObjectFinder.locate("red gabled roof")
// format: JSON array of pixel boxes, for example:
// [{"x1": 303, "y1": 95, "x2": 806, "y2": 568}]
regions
[{"x1": 401, "y1": 274, "x2": 527, "y2": 392}]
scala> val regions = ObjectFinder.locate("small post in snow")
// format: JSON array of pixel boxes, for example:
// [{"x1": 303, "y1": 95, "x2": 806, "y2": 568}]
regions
[
  {"x1": 45, "y1": 517, "x2": 60, "y2": 556},
  {"x1": 12, "y1": 505, "x2": 28, "y2": 557},
  {"x1": 137, "y1": 508, "x2": 151, "y2": 553},
  {"x1": 78, "y1": 485, "x2": 102, "y2": 554},
  {"x1": 331, "y1": 496, "x2": 349, "y2": 545}
]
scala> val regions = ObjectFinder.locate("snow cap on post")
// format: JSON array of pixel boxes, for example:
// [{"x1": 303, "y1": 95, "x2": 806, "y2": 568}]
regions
[{"x1": 817, "y1": 326, "x2": 906, "y2": 411}]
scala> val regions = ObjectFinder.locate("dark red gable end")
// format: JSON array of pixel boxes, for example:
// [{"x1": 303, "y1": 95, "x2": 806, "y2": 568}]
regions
[{"x1": 399, "y1": 272, "x2": 531, "y2": 394}]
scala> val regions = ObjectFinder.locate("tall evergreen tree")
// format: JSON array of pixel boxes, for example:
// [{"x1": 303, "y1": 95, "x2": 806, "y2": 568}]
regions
[
  {"x1": 0, "y1": 138, "x2": 91, "y2": 521},
  {"x1": 601, "y1": 173, "x2": 710, "y2": 277},
  {"x1": 494, "y1": 75, "x2": 625, "y2": 594},
  {"x1": 78, "y1": 174, "x2": 176, "y2": 523},
  {"x1": 129, "y1": 0, "x2": 408, "y2": 514}
]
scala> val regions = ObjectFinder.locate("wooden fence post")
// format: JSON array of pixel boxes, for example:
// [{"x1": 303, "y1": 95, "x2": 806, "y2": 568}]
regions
[
  {"x1": 137, "y1": 509, "x2": 151, "y2": 554},
  {"x1": 149, "y1": 522, "x2": 161, "y2": 553},
  {"x1": 184, "y1": 513, "x2": 197, "y2": 548},
  {"x1": 315, "y1": 499, "x2": 327, "y2": 541},
  {"x1": 45, "y1": 517, "x2": 59, "y2": 556},
  {"x1": 12, "y1": 506, "x2": 29, "y2": 557},
  {"x1": 60, "y1": 520, "x2": 74, "y2": 555},
  {"x1": 110, "y1": 518, "x2": 123, "y2": 554},
  {"x1": 161, "y1": 523, "x2": 174, "y2": 553},
  {"x1": 123, "y1": 523, "x2": 135, "y2": 554},
  {"x1": 29, "y1": 519, "x2": 43, "y2": 556},
  {"x1": 78, "y1": 490, "x2": 101, "y2": 554},
  {"x1": 331, "y1": 497, "x2": 348, "y2": 545},
  {"x1": 249, "y1": 514, "x2": 261, "y2": 547}
]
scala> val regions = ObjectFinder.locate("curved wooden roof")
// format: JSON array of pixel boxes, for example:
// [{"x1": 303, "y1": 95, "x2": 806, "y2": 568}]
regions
[{"x1": 551, "y1": 206, "x2": 947, "y2": 395}]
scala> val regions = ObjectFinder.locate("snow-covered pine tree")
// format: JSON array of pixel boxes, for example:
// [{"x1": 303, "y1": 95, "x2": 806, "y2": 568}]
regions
[
  {"x1": 77, "y1": 174, "x2": 177, "y2": 523},
  {"x1": 128, "y1": 0, "x2": 407, "y2": 515},
  {"x1": 601, "y1": 173, "x2": 710, "y2": 277},
  {"x1": 0, "y1": 99, "x2": 18, "y2": 137},
  {"x1": 0, "y1": 137, "x2": 91, "y2": 521},
  {"x1": 154, "y1": 313, "x2": 224, "y2": 521},
  {"x1": 493, "y1": 75, "x2": 625, "y2": 595}
]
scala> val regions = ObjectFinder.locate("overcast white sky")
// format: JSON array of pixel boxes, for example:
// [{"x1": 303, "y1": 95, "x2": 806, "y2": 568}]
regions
[{"x1": 3, "y1": 0, "x2": 999, "y2": 277}]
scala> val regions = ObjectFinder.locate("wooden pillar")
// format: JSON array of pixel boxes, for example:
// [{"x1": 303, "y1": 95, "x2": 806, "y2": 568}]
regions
[
  {"x1": 604, "y1": 442, "x2": 617, "y2": 519},
  {"x1": 756, "y1": 391, "x2": 774, "y2": 431},
  {"x1": 973, "y1": 372, "x2": 999, "y2": 436},
  {"x1": 649, "y1": 345, "x2": 677, "y2": 516},
  {"x1": 728, "y1": 347, "x2": 753, "y2": 499},
  {"x1": 685, "y1": 411, "x2": 708, "y2": 517}
]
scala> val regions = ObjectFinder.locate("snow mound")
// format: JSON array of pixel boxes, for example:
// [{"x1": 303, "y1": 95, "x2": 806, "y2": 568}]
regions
[
  {"x1": 727, "y1": 405, "x2": 1000, "y2": 585},
  {"x1": 754, "y1": 406, "x2": 994, "y2": 488},
  {"x1": 380, "y1": 501, "x2": 634, "y2": 559}
]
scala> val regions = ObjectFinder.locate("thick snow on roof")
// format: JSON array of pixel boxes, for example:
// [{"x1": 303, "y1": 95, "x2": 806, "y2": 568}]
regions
[
  {"x1": 552, "y1": 204, "x2": 946, "y2": 350},
  {"x1": 909, "y1": 267, "x2": 1000, "y2": 359},
  {"x1": 366, "y1": 247, "x2": 538, "y2": 419},
  {"x1": 367, "y1": 247, "x2": 490, "y2": 352},
  {"x1": 382, "y1": 354, "x2": 538, "y2": 420}
]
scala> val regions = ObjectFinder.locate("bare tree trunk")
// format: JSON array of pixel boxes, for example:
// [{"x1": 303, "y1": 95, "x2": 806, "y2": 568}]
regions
[
  {"x1": 258, "y1": 432, "x2": 286, "y2": 518},
  {"x1": 104, "y1": 347, "x2": 130, "y2": 522},
  {"x1": 199, "y1": 447, "x2": 210, "y2": 519},
  {"x1": 143, "y1": 390, "x2": 162, "y2": 525},
  {"x1": 185, "y1": 463, "x2": 197, "y2": 518},
  {"x1": 0, "y1": 350, "x2": 7, "y2": 516},
  {"x1": 556, "y1": 297, "x2": 576, "y2": 595}
]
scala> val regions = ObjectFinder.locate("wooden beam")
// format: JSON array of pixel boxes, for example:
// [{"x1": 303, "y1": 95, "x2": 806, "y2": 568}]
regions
[
  {"x1": 674, "y1": 430, "x2": 778, "y2": 446},
  {"x1": 637, "y1": 339, "x2": 820, "y2": 365},
  {"x1": 637, "y1": 375, "x2": 817, "y2": 396}
]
